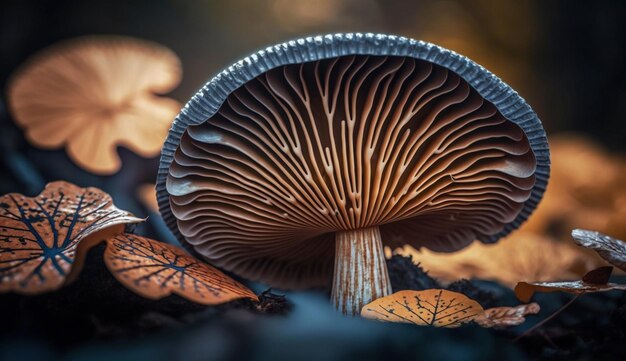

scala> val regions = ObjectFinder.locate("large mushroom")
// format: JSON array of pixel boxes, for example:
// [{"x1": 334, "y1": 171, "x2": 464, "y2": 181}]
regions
[{"x1": 157, "y1": 33, "x2": 549, "y2": 315}]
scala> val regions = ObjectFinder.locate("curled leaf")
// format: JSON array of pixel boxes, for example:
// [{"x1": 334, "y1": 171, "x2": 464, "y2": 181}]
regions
[
  {"x1": 361, "y1": 289, "x2": 485, "y2": 328},
  {"x1": 475, "y1": 303, "x2": 540, "y2": 328},
  {"x1": 0, "y1": 181, "x2": 142, "y2": 294},
  {"x1": 572, "y1": 229, "x2": 626, "y2": 272},
  {"x1": 515, "y1": 267, "x2": 626, "y2": 303},
  {"x1": 104, "y1": 234, "x2": 258, "y2": 305},
  {"x1": 581, "y1": 266, "x2": 613, "y2": 284}
]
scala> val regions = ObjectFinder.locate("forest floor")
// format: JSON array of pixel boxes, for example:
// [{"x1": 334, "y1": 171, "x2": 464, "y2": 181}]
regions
[{"x1": 2, "y1": 248, "x2": 625, "y2": 361}]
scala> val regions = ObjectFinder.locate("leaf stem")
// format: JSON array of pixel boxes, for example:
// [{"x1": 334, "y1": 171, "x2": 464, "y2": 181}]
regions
[{"x1": 514, "y1": 292, "x2": 583, "y2": 342}]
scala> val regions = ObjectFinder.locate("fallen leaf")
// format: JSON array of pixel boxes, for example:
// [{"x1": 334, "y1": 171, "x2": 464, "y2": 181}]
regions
[
  {"x1": 104, "y1": 234, "x2": 258, "y2": 305},
  {"x1": 399, "y1": 232, "x2": 599, "y2": 287},
  {"x1": 7, "y1": 36, "x2": 182, "y2": 174},
  {"x1": 475, "y1": 303, "x2": 540, "y2": 328},
  {"x1": 0, "y1": 181, "x2": 142, "y2": 294},
  {"x1": 361, "y1": 289, "x2": 484, "y2": 327},
  {"x1": 572, "y1": 229, "x2": 626, "y2": 272},
  {"x1": 514, "y1": 267, "x2": 626, "y2": 303},
  {"x1": 534, "y1": 136, "x2": 626, "y2": 242}
]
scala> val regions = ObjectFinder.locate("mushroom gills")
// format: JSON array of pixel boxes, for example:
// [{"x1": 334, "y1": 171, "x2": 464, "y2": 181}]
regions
[{"x1": 166, "y1": 54, "x2": 537, "y2": 314}]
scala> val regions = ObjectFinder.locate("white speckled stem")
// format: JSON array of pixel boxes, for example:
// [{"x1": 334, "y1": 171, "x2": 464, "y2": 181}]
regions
[{"x1": 331, "y1": 226, "x2": 392, "y2": 316}]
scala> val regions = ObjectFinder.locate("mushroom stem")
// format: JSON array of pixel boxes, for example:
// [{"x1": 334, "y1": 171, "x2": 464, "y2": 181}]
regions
[{"x1": 331, "y1": 226, "x2": 392, "y2": 315}]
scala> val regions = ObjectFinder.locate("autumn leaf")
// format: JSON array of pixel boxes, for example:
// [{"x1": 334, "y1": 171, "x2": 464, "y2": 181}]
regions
[
  {"x1": 475, "y1": 303, "x2": 540, "y2": 328},
  {"x1": 572, "y1": 229, "x2": 626, "y2": 272},
  {"x1": 0, "y1": 181, "x2": 142, "y2": 294},
  {"x1": 398, "y1": 232, "x2": 600, "y2": 288},
  {"x1": 361, "y1": 289, "x2": 484, "y2": 328},
  {"x1": 515, "y1": 267, "x2": 626, "y2": 303},
  {"x1": 522, "y1": 136, "x2": 626, "y2": 238},
  {"x1": 104, "y1": 234, "x2": 258, "y2": 305},
  {"x1": 7, "y1": 36, "x2": 182, "y2": 175}
]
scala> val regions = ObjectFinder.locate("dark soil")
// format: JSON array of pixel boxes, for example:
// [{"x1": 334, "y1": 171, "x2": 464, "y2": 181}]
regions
[
  {"x1": 514, "y1": 291, "x2": 626, "y2": 360},
  {"x1": 386, "y1": 255, "x2": 498, "y2": 308},
  {"x1": 0, "y1": 243, "x2": 289, "y2": 348},
  {"x1": 2, "y1": 252, "x2": 626, "y2": 361}
]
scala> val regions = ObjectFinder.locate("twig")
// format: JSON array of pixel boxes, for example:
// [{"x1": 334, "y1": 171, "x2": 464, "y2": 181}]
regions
[
  {"x1": 538, "y1": 329, "x2": 560, "y2": 350},
  {"x1": 514, "y1": 293, "x2": 583, "y2": 342}
]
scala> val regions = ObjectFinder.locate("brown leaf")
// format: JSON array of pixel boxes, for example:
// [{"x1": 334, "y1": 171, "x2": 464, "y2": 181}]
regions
[
  {"x1": 104, "y1": 234, "x2": 258, "y2": 305},
  {"x1": 0, "y1": 181, "x2": 142, "y2": 294},
  {"x1": 515, "y1": 267, "x2": 626, "y2": 303},
  {"x1": 399, "y1": 232, "x2": 599, "y2": 287},
  {"x1": 475, "y1": 303, "x2": 540, "y2": 328},
  {"x1": 572, "y1": 229, "x2": 626, "y2": 272},
  {"x1": 7, "y1": 36, "x2": 182, "y2": 174},
  {"x1": 361, "y1": 289, "x2": 485, "y2": 327},
  {"x1": 500, "y1": 135, "x2": 626, "y2": 242},
  {"x1": 581, "y1": 266, "x2": 613, "y2": 284}
]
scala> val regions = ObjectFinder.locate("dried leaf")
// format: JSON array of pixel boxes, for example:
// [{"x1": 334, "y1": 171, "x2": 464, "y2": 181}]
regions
[
  {"x1": 524, "y1": 135, "x2": 626, "y2": 242},
  {"x1": 104, "y1": 234, "x2": 258, "y2": 305},
  {"x1": 7, "y1": 36, "x2": 182, "y2": 174},
  {"x1": 515, "y1": 267, "x2": 626, "y2": 303},
  {"x1": 399, "y1": 232, "x2": 599, "y2": 287},
  {"x1": 361, "y1": 289, "x2": 484, "y2": 327},
  {"x1": 0, "y1": 181, "x2": 142, "y2": 294},
  {"x1": 572, "y1": 229, "x2": 626, "y2": 272},
  {"x1": 475, "y1": 303, "x2": 540, "y2": 328},
  {"x1": 581, "y1": 266, "x2": 613, "y2": 284}
]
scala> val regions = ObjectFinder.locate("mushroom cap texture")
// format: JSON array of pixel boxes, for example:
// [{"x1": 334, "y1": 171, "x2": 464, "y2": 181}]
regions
[{"x1": 157, "y1": 33, "x2": 550, "y2": 289}]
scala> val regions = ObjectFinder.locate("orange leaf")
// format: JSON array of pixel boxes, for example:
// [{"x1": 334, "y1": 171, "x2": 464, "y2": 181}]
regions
[
  {"x1": 361, "y1": 289, "x2": 485, "y2": 327},
  {"x1": 7, "y1": 36, "x2": 182, "y2": 175},
  {"x1": 515, "y1": 267, "x2": 626, "y2": 302},
  {"x1": 398, "y1": 232, "x2": 599, "y2": 288},
  {"x1": 572, "y1": 229, "x2": 626, "y2": 272},
  {"x1": 0, "y1": 181, "x2": 142, "y2": 294},
  {"x1": 104, "y1": 234, "x2": 258, "y2": 305},
  {"x1": 475, "y1": 303, "x2": 540, "y2": 328}
]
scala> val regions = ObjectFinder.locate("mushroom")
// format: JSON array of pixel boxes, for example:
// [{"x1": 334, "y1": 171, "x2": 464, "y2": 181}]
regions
[{"x1": 157, "y1": 33, "x2": 549, "y2": 315}]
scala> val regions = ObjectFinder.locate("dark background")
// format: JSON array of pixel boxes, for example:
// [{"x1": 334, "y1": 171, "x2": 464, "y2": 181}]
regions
[
  {"x1": 3, "y1": 0, "x2": 625, "y2": 237},
  {"x1": 2, "y1": 0, "x2": 626, "y2": 153}
]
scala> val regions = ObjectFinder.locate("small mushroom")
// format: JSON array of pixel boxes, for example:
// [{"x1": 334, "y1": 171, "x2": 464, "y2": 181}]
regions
[{"x1": 157, "y1": 34, "x2": 549, "y2": 315}]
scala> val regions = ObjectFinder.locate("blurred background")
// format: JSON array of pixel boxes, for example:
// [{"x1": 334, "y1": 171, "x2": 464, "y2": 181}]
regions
[
  {"x1": 2, "y1": 2, "x2": 626, "y2": 360},
  {"x1": 1, "y1": 0, "x2": 625, "y2": 272},
  {"x1": 2, "y1": 0, "x2": 626, "y2": 151}
]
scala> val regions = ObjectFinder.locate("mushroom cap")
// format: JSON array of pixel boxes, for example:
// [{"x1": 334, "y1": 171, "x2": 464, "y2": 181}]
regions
[{"x1": 157, "y1": 33, "x2": 550, "y2": 288}]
